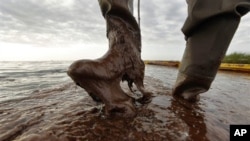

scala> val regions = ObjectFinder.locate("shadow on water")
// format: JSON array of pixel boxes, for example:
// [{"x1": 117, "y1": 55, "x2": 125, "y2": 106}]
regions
[{"x1": 0, "y1": 65, "x2": 249, "y2": 141}]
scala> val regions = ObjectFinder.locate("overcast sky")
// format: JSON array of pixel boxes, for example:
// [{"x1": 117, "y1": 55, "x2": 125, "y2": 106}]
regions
[{"x1": 0, "y1": 0, "x2": 249, "y2": 61}]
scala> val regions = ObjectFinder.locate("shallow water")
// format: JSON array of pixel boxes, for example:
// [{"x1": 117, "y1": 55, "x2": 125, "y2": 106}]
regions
[
  {"x1": 0, "y1": 61, "x2": 71, "y2": 102},
  {"x1": 0, "y1": 62, "x2": 249, "y2": 141}
]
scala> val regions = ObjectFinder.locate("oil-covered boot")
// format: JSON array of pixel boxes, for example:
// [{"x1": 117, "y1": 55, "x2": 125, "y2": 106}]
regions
[{"x1": 68, "y1": 0, "x2": 151, "y2": 117}]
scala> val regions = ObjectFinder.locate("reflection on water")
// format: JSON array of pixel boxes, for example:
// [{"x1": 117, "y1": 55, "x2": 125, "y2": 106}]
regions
[{"x1": 0, "y1": 63, "x2": 249, "y2": 141}]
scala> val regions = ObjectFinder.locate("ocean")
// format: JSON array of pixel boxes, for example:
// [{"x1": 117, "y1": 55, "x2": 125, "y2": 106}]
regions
[
  {"x1": 0, "y1": 61, "x2": 178, "y2": 102},
  {"x1": 1, "y1": 61, "x2": 249, "y2": 102},
  {"x1": 0, "y1": 61, "x2": 72, "y2": 102},
  {"x1": 0, "y1": 61, "x2": 250, "y2": 141}
]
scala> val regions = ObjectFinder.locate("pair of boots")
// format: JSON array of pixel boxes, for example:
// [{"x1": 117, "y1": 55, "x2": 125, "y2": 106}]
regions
[{"x1": 68, "y1": 0, "x2": 250, "y2": 118}]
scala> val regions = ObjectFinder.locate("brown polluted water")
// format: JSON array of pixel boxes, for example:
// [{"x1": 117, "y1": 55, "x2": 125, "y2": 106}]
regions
[{"x1": 0, "y1": 65, "x2": 249, "y2": 141}]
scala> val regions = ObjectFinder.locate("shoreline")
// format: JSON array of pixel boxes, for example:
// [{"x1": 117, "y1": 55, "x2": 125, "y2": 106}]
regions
[{"x1": 144, "y1": 60, "x2": 250, "y2": 73}]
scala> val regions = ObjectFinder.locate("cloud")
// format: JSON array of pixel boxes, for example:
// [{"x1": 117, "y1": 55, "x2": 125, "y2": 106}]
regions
[
  {"x1": 0, "y1": 0, "x2": 106, "y2": 47},
  {"x1": 0, "y1": 0, "x2": 249, "y2": 61},
  {"x1": 139, "y1": 0, "x2": 187, "y2": 60},
  {"x1": 0, "y1": 0, "x2": 187, "y2": 47}
]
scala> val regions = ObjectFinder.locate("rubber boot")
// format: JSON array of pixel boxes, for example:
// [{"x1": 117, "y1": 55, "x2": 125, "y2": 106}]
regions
[
  {"x1": 68, "y1": 0, "x2": 150, "y2": 118},
  {"x1": 173, "y1": 14, "x2": 241, "y2": 102},
  {"x1": 99, "y1": 0, "x2": 152, "y2": 104}
]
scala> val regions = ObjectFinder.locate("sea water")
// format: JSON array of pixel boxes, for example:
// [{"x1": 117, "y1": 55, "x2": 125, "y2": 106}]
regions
[
  {"x1": 0, "y1": 61, "x2": 249, "y2": 102},
  {"x1": 0, "y1": 61, "x2": 72, "y2": 102},
  {"x1": 0, "y1": 61, "x2": 250, "y2": 141}
]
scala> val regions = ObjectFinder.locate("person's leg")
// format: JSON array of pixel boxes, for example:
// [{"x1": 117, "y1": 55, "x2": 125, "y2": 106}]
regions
[
  {"x1": 98, "y1": 0, "x2": 152, "y2": 104},
  {"x1": 173, "y1": 0, "x2": 250, "y2": 102},
  {"x1": 68, "y1": 0, "x2": 150, "y2": 117}
]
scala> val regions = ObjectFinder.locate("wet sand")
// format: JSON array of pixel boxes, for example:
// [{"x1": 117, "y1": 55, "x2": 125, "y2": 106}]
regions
[{"x1": 0, "y1": 66, "x2": 250, "y2": 141}]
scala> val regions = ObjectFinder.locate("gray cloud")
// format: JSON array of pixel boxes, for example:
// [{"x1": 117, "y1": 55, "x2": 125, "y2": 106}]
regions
[
  {"x1": 139, "y1": 0, "x2": 186, "y2": 45},
  {"x1": 0, "y1": 0, "x2": 187, "y2": 48},
  {"x1": 138, "y1": 0, "x2": 187, "y2": 59},
  {"x1": 0, "y1": 0, "x2": 106, "y2": 46},
  {"x1": 0, "y1": 0, "x2": 249, "y2": 60}
]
